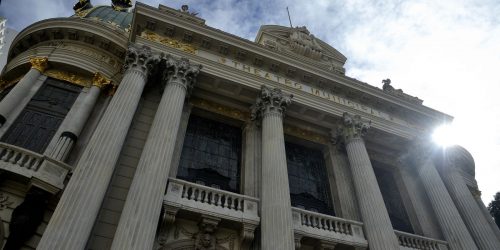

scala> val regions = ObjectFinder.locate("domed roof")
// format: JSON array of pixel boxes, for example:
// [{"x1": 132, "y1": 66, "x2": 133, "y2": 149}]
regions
[
  {"x1": 75, "y1": 5, "x2": 133, "y2": 30},
  {"x1": 444, "y1": 145, "x2": 475, "y2": 177}
]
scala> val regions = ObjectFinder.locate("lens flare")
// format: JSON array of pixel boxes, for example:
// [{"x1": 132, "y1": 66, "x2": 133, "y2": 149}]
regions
[{"x1": 432, "y1": 124, "x2": 456, "y2": 147}]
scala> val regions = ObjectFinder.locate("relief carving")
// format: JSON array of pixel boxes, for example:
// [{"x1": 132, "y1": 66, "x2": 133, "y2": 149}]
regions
[
  {"x1": 290, "y1": 27, "x2": 323, "y2": 60},
  {"x1": 382, "y1": 79, "x2": 423, "y2": 105}
]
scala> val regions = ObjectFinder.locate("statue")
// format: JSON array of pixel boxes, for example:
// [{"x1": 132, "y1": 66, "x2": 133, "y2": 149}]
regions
[
  {"x1": 111, "y1": 0, "x2": 132, "y2": 11},
  {"x1": 180, "y1": 5, "x2": 199, "y2": 16},
  {"x1": 73, "y1": 0, "x2": 92, "y2": 13}
]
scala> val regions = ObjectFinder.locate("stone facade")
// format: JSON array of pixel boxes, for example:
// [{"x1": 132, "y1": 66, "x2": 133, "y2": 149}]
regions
[{"x1": 0, "y1": 2, "x2": 498, "y2": 250}]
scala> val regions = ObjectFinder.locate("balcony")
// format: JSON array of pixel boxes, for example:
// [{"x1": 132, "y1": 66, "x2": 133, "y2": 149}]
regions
[
  {"x1": 395, "y1": 230, "x2": 449, "y2": 250},
  {"x1": 0, "y1": 142, "x2": 71, "y2": 193},
  {"x1": 292, "y1": 207, "x2": 368, "y2": 248}
]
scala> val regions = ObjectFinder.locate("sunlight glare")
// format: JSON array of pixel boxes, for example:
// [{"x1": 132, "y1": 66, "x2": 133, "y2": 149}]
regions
[{"x1": 432, "y1": 124, "x2": 456, "y2": 147}]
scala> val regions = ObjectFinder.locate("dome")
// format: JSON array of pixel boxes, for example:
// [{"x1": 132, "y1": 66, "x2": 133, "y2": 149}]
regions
[
  {"x1": 444, "y1": 145, "x2": 475, "y2": 177},
  {"x1": 75, "y1": 5, "x2": 133, "y2": 31}
]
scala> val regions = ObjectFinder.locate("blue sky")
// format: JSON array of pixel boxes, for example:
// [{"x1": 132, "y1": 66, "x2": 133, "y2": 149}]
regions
[{"x1": 1, "y1": 0, "x2": 499, "y2": 204}]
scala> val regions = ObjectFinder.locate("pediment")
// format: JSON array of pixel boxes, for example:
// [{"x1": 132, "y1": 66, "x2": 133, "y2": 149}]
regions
[{"x1": 255, "y1": 25, "x2": 347, "y2": 74}]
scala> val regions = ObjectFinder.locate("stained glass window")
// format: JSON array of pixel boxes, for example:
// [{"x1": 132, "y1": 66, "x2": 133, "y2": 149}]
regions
[
  {"x1": 177, "y1": 114, "x2": 242, "y2": 193},
  {"x1": 285, "y1": 141, "x2": 334, "y2": 215}
]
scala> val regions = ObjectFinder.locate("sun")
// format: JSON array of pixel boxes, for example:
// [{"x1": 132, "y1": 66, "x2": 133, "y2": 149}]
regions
[{"x1": 432, "y1": 124, "x2": 456, "y2": 147}]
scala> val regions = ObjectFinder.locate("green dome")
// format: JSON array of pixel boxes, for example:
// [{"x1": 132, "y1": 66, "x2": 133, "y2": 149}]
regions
[{"x1": 77, "y1": 5, "x2": 133, "y2": 30}]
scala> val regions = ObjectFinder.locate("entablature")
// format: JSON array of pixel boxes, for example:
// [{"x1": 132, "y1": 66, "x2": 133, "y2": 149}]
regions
[{"x1": 132, "y1": 2, "x2": 452, "y2": 134}]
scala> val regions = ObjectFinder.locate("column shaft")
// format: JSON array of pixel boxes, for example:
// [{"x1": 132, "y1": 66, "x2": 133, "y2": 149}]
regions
[
  {"x1": 261, "y1": 112, "x2": 295, "y2": 250},
  {"x1": 440, "y1": 167, "x2": 500, "y2": 249},
  {"x1": 243, "y1": 121, "x2": 261, "y2": 198},
  {"x1": 37, "y1": 68, "x2": 149, "y2": 250},
  {"x1": 111, "y1": 81, "x2": 187, "y2": 250},
  {"x1": 0, "y1": 68, "x2": 42, "y2": 125},
  {"x1": 345, "y1": 138, "x2": 399, "y2": 250},
  {"x1": 473, "y1": 194, "x2": 500, "y2": 241},
  {"x1": 417, "y1": 159, "x2": 478, "y2": 249},
  {"x1": 326, "y1": 145, "x2": 360, "y2": 220},
  {"x1": 47, "y1": 86, "x2": 101, "y2": 161}
]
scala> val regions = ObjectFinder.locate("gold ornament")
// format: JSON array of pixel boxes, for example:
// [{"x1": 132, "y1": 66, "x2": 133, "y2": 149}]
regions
[
  {"x1": 92, "y1": 72, "x2": 111, "y2": 89},
  {"x1": 141, "y1": 30, "x2": 197, "y2": 54},
  {"x1": 30, "y1": 57, "x2": 49, "y2": 72}
]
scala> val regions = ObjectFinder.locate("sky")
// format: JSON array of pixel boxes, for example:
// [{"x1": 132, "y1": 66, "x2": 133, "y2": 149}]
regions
[{"x1": 0, "y1": 0, "x2": 499, "y2": 205}]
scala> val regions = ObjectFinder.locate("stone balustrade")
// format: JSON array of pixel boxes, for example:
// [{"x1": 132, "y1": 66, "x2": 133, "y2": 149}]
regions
[
  {"x1": 292, "y1": 207, "x2": 368, "y2": 248},
  {"x1": 0, "y1": 142, "x2": 72, "y2": 193},
  {"x1": 395, "y1": 230, "x2": 449, "y2": 250},
  {"x1": 164, "y1": 178, "x2": 260, "y2": 223}
]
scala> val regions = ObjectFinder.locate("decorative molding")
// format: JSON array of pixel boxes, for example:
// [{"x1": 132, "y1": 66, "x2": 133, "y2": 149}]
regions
[
  {"x1": 0, "y1": 192, "x2": 14, "y2": 211},
  {"x1": 30, "y1": 57, "x2": 49, "y2": 73},
  {"x1": 140, "y1": 30, "x2": 197, "y2": 54},
  {"x1": 92, "y1": 72, "x2": 112, "y2": 89},
  {"x1": 0, "y1": 75, "x2": 24, "y2": 91},
  {"x1": 382, "y1": 79, "x2": 423, "y2": 105},
  {"x1": 190, "y1": 97, "x2": 250, "y2": 121},
  {"x1": 43, "y1": 69, "x2": 92, "y2": 87},
  {"x1": 284, "y1": 124, "x2": 329, "y2": 145},
  {"x1": 251, "y1": 85, "x2": 293, "y2": 121}
]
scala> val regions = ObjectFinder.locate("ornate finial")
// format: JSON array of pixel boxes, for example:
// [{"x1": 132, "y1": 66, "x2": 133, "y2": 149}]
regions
[
  {"x1": 30, "y1": 57, "x2": 49, "y2": 73},
  {"x1": 73, "y1": 0, "x2": 93, "y2": 13},
  {"x1": 333, "y1": 112, "x2": 371, "y2": 143},
  {"x1": 92, "y1": 72, "x2": 111, "y2": 89},
  {"x1": 111, "y1": 0, "x2": 132, "y2": 11},
  {"x1": 251, "y1": 85, "x2": 293, "y2": 121},
  {"x1": 124, "y1": 44, "x2": 160, "y2": 76},
  {"x1": 162, "y1": 55, "x2": 202, "y2": 94}
]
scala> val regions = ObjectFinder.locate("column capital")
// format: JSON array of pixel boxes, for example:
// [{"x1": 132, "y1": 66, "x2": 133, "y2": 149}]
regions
[
  {"x1": 332, "y1": 112, "x2": 371, "y2": 143},
  {"x1": 162, "y1": 55, "x2": 202, "y2": 94},
  {"x1": 250, "y1": 85, "x2": 293, "y2": 121},
  {"x1": 30, "y1": 57, "x2": 49, "y2": 72},
  {"x1": 123, "y1": 44, "x2": 159, "y2": 75},
  {"x1": 92, "y1": 72, "x2": 111, "y2": 89}
]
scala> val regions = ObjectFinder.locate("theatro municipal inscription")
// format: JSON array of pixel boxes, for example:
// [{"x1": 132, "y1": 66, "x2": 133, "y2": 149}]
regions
[{"x1": 140, "y1": 31, "x2": 418, "y2": 129}]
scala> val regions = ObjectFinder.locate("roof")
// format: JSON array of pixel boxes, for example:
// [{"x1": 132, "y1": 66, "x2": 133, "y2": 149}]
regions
[{"x1": 75, "y1": 5, "x2": 133, "y2": 30}]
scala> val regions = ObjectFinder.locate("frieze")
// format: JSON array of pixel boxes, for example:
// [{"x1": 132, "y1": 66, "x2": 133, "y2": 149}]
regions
[
  {"x1": 283, "y1": 125, "x2": 329, "y2": 145},
  {"x1": 44, "y1": 42, "x2": 122, "y2": 70},
  {"x1": 44, "y1": 69, "x2": 93, "y2": 87},
  {"x1": 140, "y1": 30, "x2": 197, "y2": 54},
  {"x1": 190, "y1": 97, "x2": 250, "y2": 121}
]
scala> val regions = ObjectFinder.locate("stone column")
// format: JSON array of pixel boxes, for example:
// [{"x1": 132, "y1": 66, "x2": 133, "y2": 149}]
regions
[
  {"x1": 0, "y1": 57, "x2": 48, "y2": 126},
  {"x1": 111, "y1": 56, "x2": 201, "y2": 250},
  {"x1": 472, "y1": 191, "x2": 500, "y2": 241},
  {"x1": 168, "y1": 104, "x2": 192, "y2": 177},
  {"x1": 37, "y1": 45, "x2": 159, "y2": 250},
  {"x1": 438, "y1": 149, "x2": 500, "y2": 249},
  {"x1": 46, "y1": 72, "x2": 111, "y2": 161},
  {"x1": 325, "y1": 141, "x2": 360, "y2": 221},
  {"x1": 251, "y1": 85, "x2": 294, "y2": 250},
  {"x1": 334, "y1": 112, "x2": 399, "y2": 250},
  {"x1": 242, "y1": 120, "x2": 261, "y2": 198},
  {"x1": 411, "y1": 141, "x2": 478, "y2": 250}
]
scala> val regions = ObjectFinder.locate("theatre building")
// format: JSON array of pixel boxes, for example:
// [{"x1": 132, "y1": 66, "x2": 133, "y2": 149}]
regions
[{"x1": 0, "y1": 1, "x2": 499, "y2": 249}]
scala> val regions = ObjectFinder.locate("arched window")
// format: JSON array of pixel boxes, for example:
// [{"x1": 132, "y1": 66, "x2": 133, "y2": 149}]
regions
[
  {"x1": 286, "y1": 141, "x2": 334, "y2": 215},
  {"x1": 177, "y1": 114, "x2": 242, "y2": 193},
  {"x1": 1, "y1": 78, "x2": 81, "y2": 153}
]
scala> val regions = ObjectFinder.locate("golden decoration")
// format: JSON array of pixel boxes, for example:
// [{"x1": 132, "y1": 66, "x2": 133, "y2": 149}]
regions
[
  {"x1": 284, "y1": 125, "x2": 329, "y2": 145},
  {"x1": 30, "y1": 57, "x2": 49, "y2": 73},
  {"x1": 141, "y1": 30, "x2": 197, "y2": 54},
  {"x1": 44, "y1": 69, "x2": 92, "y2": 88},
  {"x1": 92, "y1": 72, "x2": 111, "y2": 89},
  {"x1": 190, "y1": 97, "x2": 249, "y2": 121},
  {"x1": 0, "y1": 75, "x2": 24, "y2": 92}
]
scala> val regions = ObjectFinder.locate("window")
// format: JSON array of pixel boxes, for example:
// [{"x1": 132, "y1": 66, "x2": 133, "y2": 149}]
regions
[
  {"x1": 1, "y1": 78, "x2": 81, "y2": 153},
  {"x1": 373, "y1": 164, "x2": 414, "y2": 233},
  {"x1": 177, "y1": 114, "x2": 242, "y2": 193},
  {"x1": 286, "y1": 141, "x2": 334, "y2": 215}
]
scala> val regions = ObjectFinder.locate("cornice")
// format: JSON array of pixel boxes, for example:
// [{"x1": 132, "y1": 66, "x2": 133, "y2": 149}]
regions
[
  {"x1": 8, "y1": 17, "x2": 129, "y2": 61},
  {"x1": 133, "y1": 2, "x2": 452, "y2": 123}
]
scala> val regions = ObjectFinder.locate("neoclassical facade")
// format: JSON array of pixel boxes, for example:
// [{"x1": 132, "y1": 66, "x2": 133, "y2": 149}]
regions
[{"x1": 0, "y1": 1, "x2": 499, "y2": 250}]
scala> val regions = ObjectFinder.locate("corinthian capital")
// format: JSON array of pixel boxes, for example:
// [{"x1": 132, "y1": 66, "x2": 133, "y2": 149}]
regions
[
  {"x1": 251, "y1": 85, "x2": 293, "y2": 121},
  {"x1": 162, "y1": 55, "x2": 202, "y2": 94},
  {"x1": 333, "y1": 112, "x2": 371, "y2": 142},
  {"x1": 123, "y1": 44, "x2": 159, "y2": 75},
  {"x1": 30, "y1": 57, "x2": 49, "y2": 72}
]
